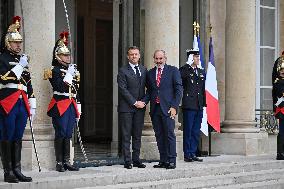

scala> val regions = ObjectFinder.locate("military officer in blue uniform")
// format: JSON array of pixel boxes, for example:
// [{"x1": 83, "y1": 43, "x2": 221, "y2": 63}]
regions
[
  {"x1": 272, "y1": 54, "x2": 284, "y2": 160},
  {"x1": 44, "y1": 31, "x2": 80, "y2": 172},
  {"x1": 179, "y1": 48, "x2": 205, "y2": 162},
  {"x1": 0, "y1": 16, "x2": 35, "y2": 183}
]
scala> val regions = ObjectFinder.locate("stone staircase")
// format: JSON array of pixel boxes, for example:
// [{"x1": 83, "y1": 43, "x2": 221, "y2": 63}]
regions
[{"x1": 1, "y1": 155, "x2": 284, "y2": 189}]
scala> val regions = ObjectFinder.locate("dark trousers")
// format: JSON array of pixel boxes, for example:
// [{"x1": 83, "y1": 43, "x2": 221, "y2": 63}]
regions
[
  {"x1": 120, "y1": 110, "x2": 145, "y2": 163},
  {"x1": 151, "y1": 105, "x2": 176, "y2": 163},
  {"x1": 52, "y1": 104, "x2": 76, "y2": 139},
  {"x1": 279, "y1": 119, "x2": 284, "y2": 135},
  {"x1": 183, "y1": 109, "x2": 203, "y2": 158},
  {"x1": 0, "y1": 99, "x2": 28, "y2": 141}
]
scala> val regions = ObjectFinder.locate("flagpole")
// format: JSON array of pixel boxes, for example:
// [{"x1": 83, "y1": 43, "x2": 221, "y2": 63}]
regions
[
  {"x1": 209, "y1": 127, "x2": 211, "y2": 156},
  {"x1": 208, "y1": 24, "x2": 212, "y2": 157}
]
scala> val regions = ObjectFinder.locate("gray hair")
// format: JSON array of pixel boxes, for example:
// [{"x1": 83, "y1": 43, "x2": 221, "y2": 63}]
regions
[{"x1": 153, "y1": 49, "x2": 167, "y2": 58}]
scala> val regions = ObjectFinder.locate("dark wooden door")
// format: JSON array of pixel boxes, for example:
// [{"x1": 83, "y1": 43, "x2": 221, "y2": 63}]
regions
[
  {"x1": 77, "y1": 0, "x2": 113, "y2": 142},
  {"x1": 93, "y1": 20, "x2": 113, "y2": 141}
]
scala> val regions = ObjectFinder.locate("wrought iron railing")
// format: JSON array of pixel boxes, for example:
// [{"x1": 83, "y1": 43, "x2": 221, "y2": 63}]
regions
[{"x1": 255, "y1": 109, "x2": 278, "y2": 134}]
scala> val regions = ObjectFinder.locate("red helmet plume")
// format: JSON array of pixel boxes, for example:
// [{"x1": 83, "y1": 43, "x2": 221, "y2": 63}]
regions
[
  {"x1": 60, "y1": 31, "x2": 69, "y2": 45},
  {"x1": 13, "y1": 16, "x2": 21, "y2": 24}
]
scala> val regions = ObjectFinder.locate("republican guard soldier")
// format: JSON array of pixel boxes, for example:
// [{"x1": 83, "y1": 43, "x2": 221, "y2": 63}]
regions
[
  {"x1": 272, "y1": 54, "x2": 284, "y2": 160},
  {"x1": 45, "y1": 31, "x2": 80, "y2": 172},
  {"x1": 179, "y1": 48, "x2": 205, "y2": 162},
  {"x1": 0, "y1": 16, "x2": 35, "y2": 183}
]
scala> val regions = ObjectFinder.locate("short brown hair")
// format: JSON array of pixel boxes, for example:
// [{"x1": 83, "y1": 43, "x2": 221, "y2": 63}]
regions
[{"x1": 127, "y1": 46, "x2": 140, "y2": 54}]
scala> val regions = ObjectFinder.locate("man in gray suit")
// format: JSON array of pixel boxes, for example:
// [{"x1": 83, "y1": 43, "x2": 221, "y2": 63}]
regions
[{"x1": 117, "y1": 46, "x2": 147, "y2": 169}]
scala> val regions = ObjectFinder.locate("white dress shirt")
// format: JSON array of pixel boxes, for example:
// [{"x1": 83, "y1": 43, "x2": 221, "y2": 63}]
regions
[{"x1": 129, "y1": 62, "x2": 141, "y2": 76}]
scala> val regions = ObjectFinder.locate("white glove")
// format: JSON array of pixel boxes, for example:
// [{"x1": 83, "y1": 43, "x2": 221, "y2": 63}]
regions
[
  {"x1": 29, "y1": 98, "x2": 36, "y2": 121},
  {"x1": 30, "y1": 108, "x2": 36, "y2": 121},
  {"x1": 77, "y1": 103, "x2": 82, "y2": 115},
  {"x1": 19, "y1": 54, "x2": 29, "y2": 68},
  {"x1": 63, "y1": 64, "x2": 75, "y2": 84},
  {"x1": 67, "y1": 64, "x2": 76, "y2": 76},
  {"x1": 76, "y1": 103, "x2": 81, "y2": 123}
]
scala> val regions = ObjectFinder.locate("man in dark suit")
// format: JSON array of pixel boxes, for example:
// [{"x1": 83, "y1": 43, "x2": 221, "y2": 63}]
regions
[
  {"x1": 142, "y1": 50, "x2": 182, "y2": 169},
  {"x1": 117, "y1": 46, "x2": 147, "y2": 169},
  {"x1": 179, "y1": 49, "x2": 205, "y2": 162}
]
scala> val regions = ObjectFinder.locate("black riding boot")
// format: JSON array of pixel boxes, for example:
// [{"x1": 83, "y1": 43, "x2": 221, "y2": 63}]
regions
[
  {"x1": 12, "y1": 140, "x2": 32, "y2": 182},
  {"x1": 54, "y1": 138, "x2": 65, "y2": 172},
  {"x1": 277, "y1": 134, "x2": 284, "y2": 160},
  {"x1": 63, "y1": 138, "x2": 79, "y2": 171},
  {"x1": 1, "y1": 141, "x2": 18, "y2": 183}
]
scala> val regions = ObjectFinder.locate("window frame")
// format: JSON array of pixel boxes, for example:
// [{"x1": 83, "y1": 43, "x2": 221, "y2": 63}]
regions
[{"x1": 256, "y1": 0, "x2": 279, "y2": 110}]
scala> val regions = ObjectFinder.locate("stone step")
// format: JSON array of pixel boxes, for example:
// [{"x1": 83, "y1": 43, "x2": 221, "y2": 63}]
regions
[
  {"x1": 75, "y1": 168, "x2": 284, "y2": 189},
  {"x1": 0, "y1": 156, "x2": 283, "y2": 189},
  {"x1": 206, "y1": 178, "x2": 284, "y2": 189}
]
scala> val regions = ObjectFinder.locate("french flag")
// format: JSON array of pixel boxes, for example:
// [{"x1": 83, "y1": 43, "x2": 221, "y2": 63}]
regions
[
  {"x1": 196, "y1": 35, "x2": 209, "y2": 136},
  {"x1": 204, "y1": 37, "x2": 220, "y2": 133}
]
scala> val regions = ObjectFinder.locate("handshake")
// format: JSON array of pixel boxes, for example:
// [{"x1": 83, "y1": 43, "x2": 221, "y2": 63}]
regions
[{"x1": 134, "y1": 101, "x2": 146, "y2": 109}]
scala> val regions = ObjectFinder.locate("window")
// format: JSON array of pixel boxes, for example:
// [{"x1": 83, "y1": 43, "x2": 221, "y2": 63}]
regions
[{"x1": 256, "y1": 0, "x2": 279, "y2": 110}]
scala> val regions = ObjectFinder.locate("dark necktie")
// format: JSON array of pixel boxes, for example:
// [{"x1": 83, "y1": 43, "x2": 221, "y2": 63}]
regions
[
  {"x1": 134, "y1": 66, "x2": 140, "y2": 78},
  {"x1": 194, "y1": 67, "x2": 198, "y2": 76}
]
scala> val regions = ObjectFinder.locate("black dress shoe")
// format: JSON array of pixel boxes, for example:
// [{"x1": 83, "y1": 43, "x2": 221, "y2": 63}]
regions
[
  {"x1": 166, "y1": 163, "x2": 176, "y2": 169},
  {"x1": 133, "y1": 162, "x2": 146, "y2": 168},
  {"x1": 184, "y1": 157, "x2": 193, "y2": 162},
  {"x1": 56, "y1": 162, "x2": 65, "y2": 172},
  {"x1": 64, "y1": 162, "x2": 80, "y2": 171},
  {"x1": 153, "y1": 162, "x2": 167, "y2": 168},
  {"x1": 124, "y1": 164, "x2": 132, "y2": 169},
  {"x1": 192, "y1": 156, "x2": 203, "y2": 162}
]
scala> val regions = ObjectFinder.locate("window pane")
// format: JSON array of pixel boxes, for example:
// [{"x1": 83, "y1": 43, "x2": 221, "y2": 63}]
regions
[
  {"x1": 260, "y1": 0, "x2": 275, "y2": 7},
  {"x1": 260, "y1": 88, "x2": 272, "y2": 110},
  {"x1": 260, "y1": 48, "x2": 274, "y2": 86},
  {"x1": 260, "y1": 8, "x2": 275, "y2": 46}
]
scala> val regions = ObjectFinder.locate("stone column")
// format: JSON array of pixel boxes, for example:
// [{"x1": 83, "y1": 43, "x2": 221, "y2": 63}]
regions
[
  {"x1": 140, "y1": 0, "x2": 183, "y2": 160},
  {"x1": 111, "y1": 0, "x2": 120, "y2": 156},
  {"x1": 212, "y1": 0, "x2": 268, "y2": 155},
  {"x1": 15, "y1": 0, "x2": 55, "y2": 170},
  {"x1": 280, "y1": 0, "x2": 284, "y2": 52}
]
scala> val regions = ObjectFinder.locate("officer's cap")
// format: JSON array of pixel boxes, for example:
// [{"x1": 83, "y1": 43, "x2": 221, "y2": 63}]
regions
[{"x1": 186, "y1": 48, "x2": 200, "y2": 57}]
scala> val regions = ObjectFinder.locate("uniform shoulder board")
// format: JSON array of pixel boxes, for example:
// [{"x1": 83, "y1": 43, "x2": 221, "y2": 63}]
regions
[{"x1": 43, "y1": 66, "x2": 54, "y2": 80}]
